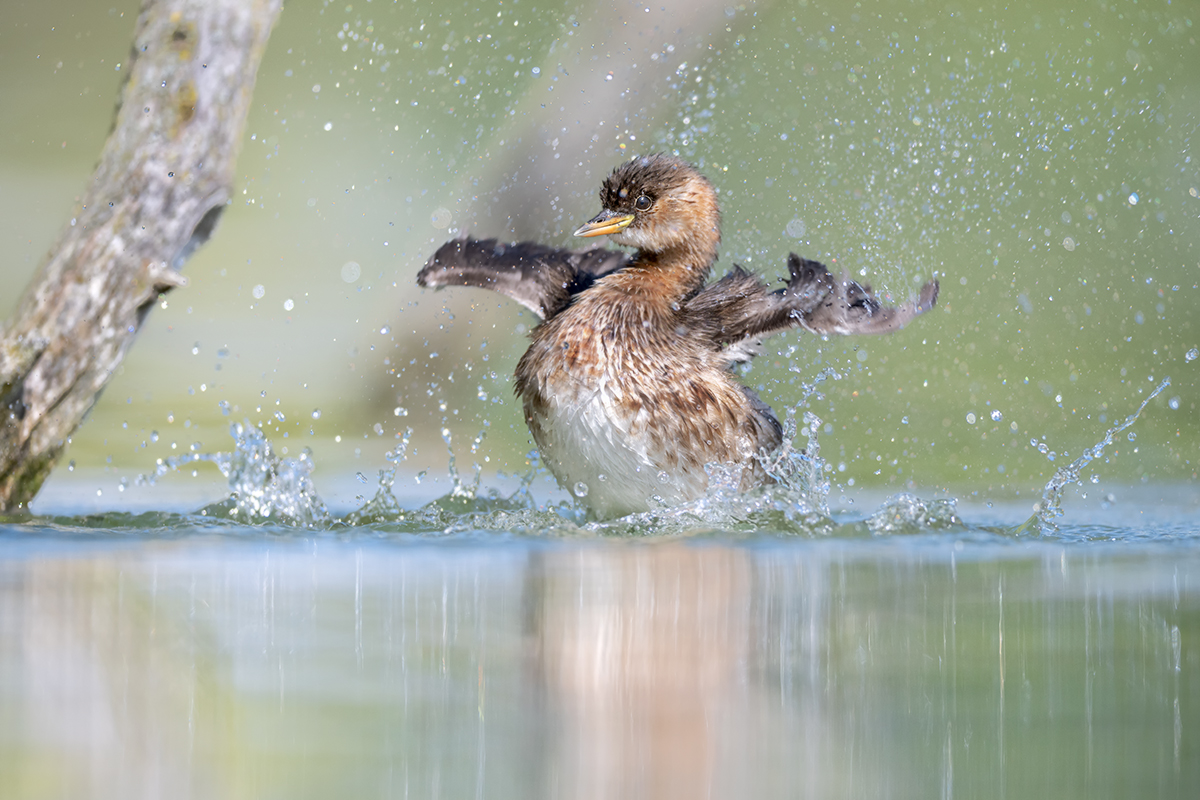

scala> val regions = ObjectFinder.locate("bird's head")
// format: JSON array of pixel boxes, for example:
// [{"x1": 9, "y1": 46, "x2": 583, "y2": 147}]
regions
[{"x1": 573, "y1": 154, "x2": 720, "y2": 258}]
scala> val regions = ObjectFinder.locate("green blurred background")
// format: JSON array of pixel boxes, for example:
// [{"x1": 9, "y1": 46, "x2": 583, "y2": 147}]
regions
[{"x1": 2, "y1": 0, "x2": 1196, "y2": 511}]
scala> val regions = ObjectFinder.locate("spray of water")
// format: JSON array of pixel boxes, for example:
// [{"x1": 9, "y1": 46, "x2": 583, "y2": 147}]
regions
[
  {"x1": 755, "y1": 367, "x2": 842, "y2": 516},
  {"x1": 131, "y1": 372, "x2": 1169, "y2": 538},
  {"x1": 341, "y1": 429, "x2": 413, "y2": 525},
  {"x1": 1018, "y1": 377, "x2": 1172, "y2": 534},
  {"x1": 137, "y1": 420, "x2": 331, "y2": 527}
]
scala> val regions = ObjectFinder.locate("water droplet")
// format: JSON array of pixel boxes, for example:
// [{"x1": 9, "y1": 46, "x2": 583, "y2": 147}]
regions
[
  {"x1": 394, "y1": 406, "x2": 408, "y2": 417},
  {"x1": 274, "y1": 411, "x2": 286, "y2": 422},
  {"x1": 1186, "y1": 348, "x2": 1198, "y2": 362},
  {"x1": 1062, "y1": 236, "x2": 1075, "y2": 251},
  {"x1": 356, "y1": 472, "x2": 368, "y2": 484},
  {"x1": 430, "y1": 207, "x2": 452, "y2": 229},
  {"x1": 312, "y1": 409, "x2": 322, "y2": 419},
  {"x1": 1168, "y1": 396, "x2": 1180, "y2": 410},
  {"x1": 341, "y1": 261, "x2": 361, "y2": 283},
  {"x1": 990, "y1": 410, "x2": 1003, "y2": 422},
  {"x1": 284, "y1": 298, "x2": 295, "y2": 311},
  {"x1": 597, "y1": 473, "x2": 607, "y2": 482},
  {"x1": 1127, "y1": 432, "x2": 1137, "y2": 442},
  {"x1": 192, "y1": 342, "x2": 200, "y2": 355},
  {"x1": 1128, "y1": 192, "x2": 1139, "y2": 205},
  {"x1": 657, "y1": 470, "x2": 670, "y2": 484},
  {"x1": 573, "y1": 481, "x2": 589, "y2": 497},
  {"x1": 252, "y1": 284, "x2": 265, "y2": 299},
  {"x1": 965, "y1": 412, "x2": 977, "y2": 424},
  {"x1": 323, "y1": 121, "x2": 333, "y2": 131},
  {"x1": 785, "y1": 218, "x2": 807, "y2": 238},
  {"x1": 379, "y1": 326, "x2": 390, "y2": 335},
  {"x1": 150, "y1": 431, "x2": 159, "y2": 442}
]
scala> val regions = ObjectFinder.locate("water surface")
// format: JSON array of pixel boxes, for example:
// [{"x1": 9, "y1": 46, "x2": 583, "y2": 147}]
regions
[{"x1": 2, "y1": 494, "x2": 1197, "y2": 800}]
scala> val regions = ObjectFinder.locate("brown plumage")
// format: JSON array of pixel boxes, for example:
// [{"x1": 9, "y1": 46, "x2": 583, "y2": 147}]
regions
[{"x1": 418, "y1": 154, "x2": 939, "y2": 518}]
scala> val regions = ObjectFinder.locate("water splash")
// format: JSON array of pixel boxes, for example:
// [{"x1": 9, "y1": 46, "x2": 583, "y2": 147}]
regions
[
  {"x1": 133, "y1": 416, "x2": 566, "y2": 534},
  {"x1": 138, "y1": 420, "x2": 330, "y2": 527},
  {"x1": 866, "y1": 493, "x2": 962, "y2": 535},
  {"x1": 126, "y1": 369, "x2": 860, "y2": 537},
  {"x1": 1019, "y1": 377, "x2": 1172, "y2": 534},
  {"x1": 756, "y1": 366, "x2": 842, "y2": 516},
  {"x1": 341, "y1": 427, "x2": 546, "y2": 533},
  {"x1": 441, "y1": 425, "x2": 484, "y2": 500},
  {"x1": 341, "y1": 429, "x2": 413, "y2": 525},
  {"x1": 339, "y1": 440, "x2": 568, "y2": 535},
  {"x1": 124, "y1": 362, "x2": 1153, "y2": 539}
]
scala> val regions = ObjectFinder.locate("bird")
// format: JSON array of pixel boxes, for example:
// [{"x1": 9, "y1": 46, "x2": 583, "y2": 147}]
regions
[{"x1": 417, "y1": 154, "x2": 939, "y2": 519}]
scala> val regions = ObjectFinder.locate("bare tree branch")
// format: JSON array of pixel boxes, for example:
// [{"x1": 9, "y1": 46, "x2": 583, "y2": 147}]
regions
[{"x1": 0, "y1": 0, "x2": 283, "y2": 512}]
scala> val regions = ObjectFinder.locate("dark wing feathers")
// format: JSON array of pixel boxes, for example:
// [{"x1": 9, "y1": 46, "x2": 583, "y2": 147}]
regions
[
  {"x1": 797, "y1": 255, "x2": 940, "y2": 336},
  {"x1": 418, "y1": 238, "x2": 939, "y2": 358},
  {"x1": 683, "y1": 253, "x2": 939, "y2": 359},
  {"x1": 416, "y1": 237, "x2": 629, "y2": 320}
]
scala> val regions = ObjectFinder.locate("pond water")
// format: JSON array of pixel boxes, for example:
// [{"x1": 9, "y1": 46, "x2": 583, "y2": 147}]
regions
[
  {"x1": 2, "y1": 403, "x2": 1198, "y2": 799},
  {"x1": 2, "y1": 495, "x2": 1198, "y2": 800}
]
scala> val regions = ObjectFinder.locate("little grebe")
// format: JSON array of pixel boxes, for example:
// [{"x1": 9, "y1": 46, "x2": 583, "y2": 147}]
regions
[{"x1": 418, "y1": 154, "x2": 938, "y2": 518}]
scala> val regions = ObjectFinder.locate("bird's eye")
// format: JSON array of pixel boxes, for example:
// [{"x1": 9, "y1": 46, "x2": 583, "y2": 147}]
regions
[{"x1": 634, "y1": 195, "x2": 652, "y2": 211}]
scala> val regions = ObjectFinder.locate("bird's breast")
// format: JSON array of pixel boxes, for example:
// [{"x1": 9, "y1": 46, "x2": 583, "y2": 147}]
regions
[{"x1": 513, "y1": 301, "x2": 760, "y2": 517}]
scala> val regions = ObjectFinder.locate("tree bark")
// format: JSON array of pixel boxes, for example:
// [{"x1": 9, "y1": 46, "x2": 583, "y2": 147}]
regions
[{"x1": 0, "y1": 0, "x2": 283, "y2": 512}]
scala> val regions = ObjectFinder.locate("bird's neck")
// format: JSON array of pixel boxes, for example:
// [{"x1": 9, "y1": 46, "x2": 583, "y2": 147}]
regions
[{"x1": 624, "y1": 237, "x2": 719, "y2": 304}]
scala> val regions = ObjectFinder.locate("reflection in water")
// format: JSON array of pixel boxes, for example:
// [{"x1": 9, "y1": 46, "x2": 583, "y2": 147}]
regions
[
  {"x1": 529, "y1": 545, "x2": 756, "y2": 799},
  {"x1": 0, "y1": 534, "x2": 1195, "y2": 799},
  {"x1": 1, "y1": 556, "x2": 235, "y2": 799}
]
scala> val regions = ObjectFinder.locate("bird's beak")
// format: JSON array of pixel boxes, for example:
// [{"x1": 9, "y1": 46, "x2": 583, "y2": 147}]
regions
[{"x1": 573, "y1": 210, "x2": 635, "y2": 238}]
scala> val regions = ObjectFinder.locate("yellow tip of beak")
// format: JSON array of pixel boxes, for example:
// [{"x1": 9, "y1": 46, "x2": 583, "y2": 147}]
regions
[{"x1": 573, "y1": 213, "x2": 635, "y2": 238}]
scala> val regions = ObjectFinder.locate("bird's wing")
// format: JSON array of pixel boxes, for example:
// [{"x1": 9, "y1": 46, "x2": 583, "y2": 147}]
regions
[
  {"x1": 684, "y1": 254, "x2": 939, "y2": 361},
  {"x1": 798, "y1": 255, "x2": 939, "y2": 337},
  {"x1": 417, "y1": 237, "x2": 630, "y2": 320}
]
